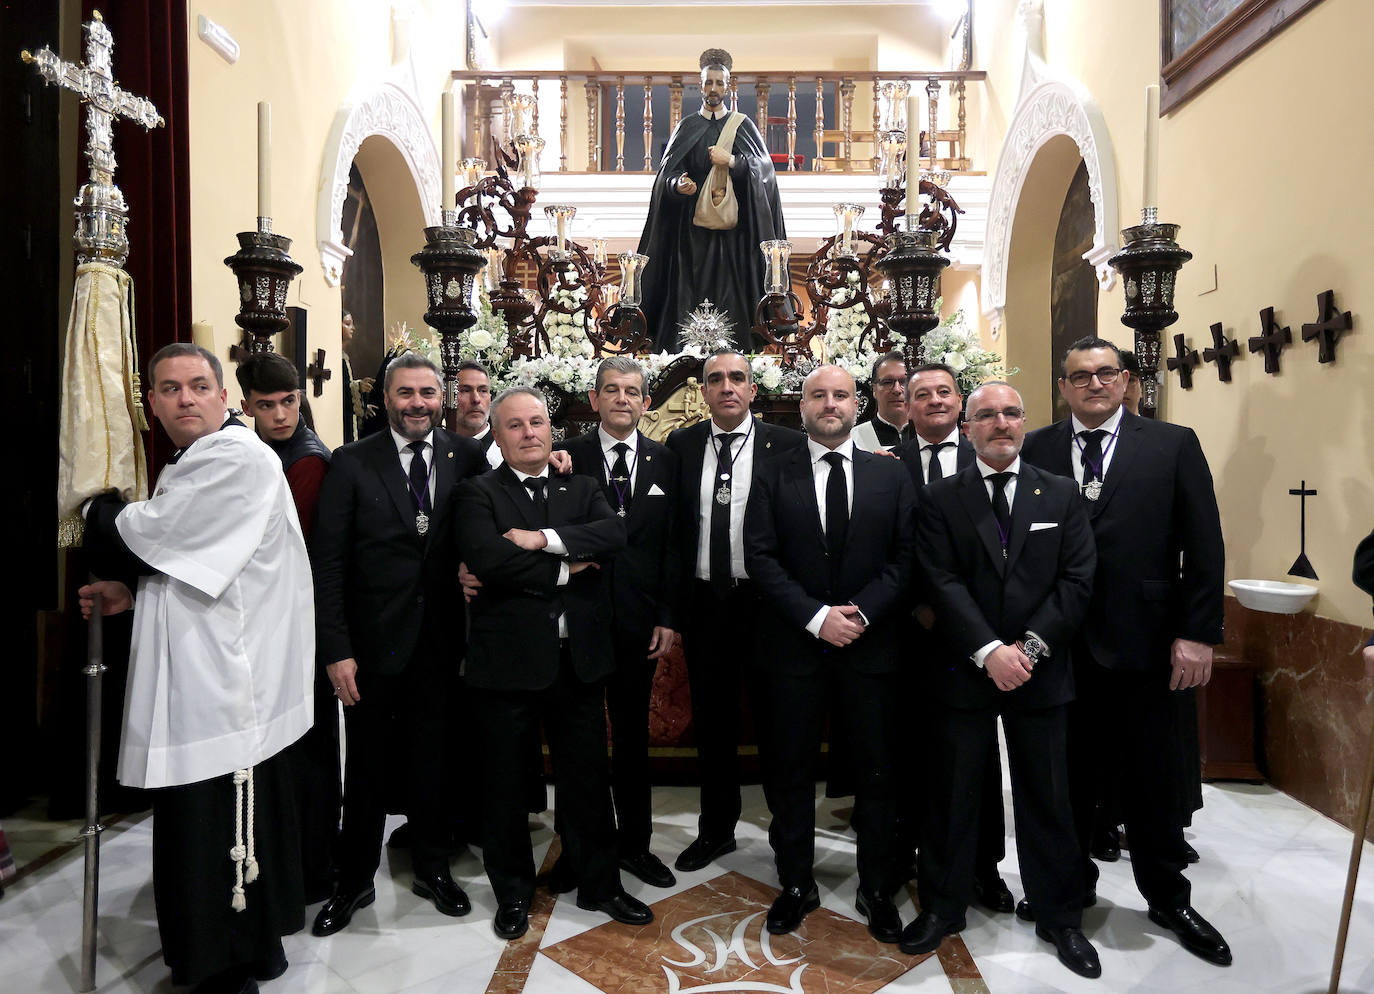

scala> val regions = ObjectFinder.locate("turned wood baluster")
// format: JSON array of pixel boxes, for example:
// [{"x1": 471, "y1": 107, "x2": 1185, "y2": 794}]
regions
[
  {"x1": 926, "y1": 76, "x2": 939, "y2": 170},
  {"x1": 871, "y1": 79, "x2": 881, "y2": 171},
  {"x1": 615, "y1": 76, "x2": 626, "y2": 172},
  {"x1": 755, "y1": 80, "x2": 770, "y2": 147},
  {"x1": 585, "y1": 76, "x2": 599, "y2": 171},
  {"x1": 559, "y1": 76, "x2": 568, "y2": 171},
  {"x1": 500, "y1": 78, "x2": 516, "y2": 142},
  {"x1": 729, "y1": 76, "x2": 738, "y2": 113},
  {"x1": 669, "y1": 77, "x2": 683, "y2": 136},
  {"x1": 475, "y1": 89, "x2": 490, "y2": 165},
  {"x1": 531, "y1": 77, "x2": 540, "y2": 138},
  {"x1": 813, "y1": 76, "x2": 824, "y2": 172},
  {"x1": 955, "y1": 78, "x2": 968, "y2": 169},
  {"x1": 642, "y1": 76, "x2": 653, "y2": 171},
  {"x1": 786, "y1": 76, "x2": 797, "y2": 172},
  {"x1": 841, "y1": 77, "x2": 855, "y2": 172}
]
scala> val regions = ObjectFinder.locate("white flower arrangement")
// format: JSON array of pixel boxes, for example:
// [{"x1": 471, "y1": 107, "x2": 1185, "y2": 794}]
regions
[
  {"x1": 816, "y1": 270, "x2": 909, "y2": 385},
  {"x1": 457, "y1": 289, "x2": 511, "y2": 369},
  {"x1": 542, "y1": 283, "x2": 596, "y2": 359},
  {"x1": 914, "y1": 305, "x2": 1015, "y2": 395}
]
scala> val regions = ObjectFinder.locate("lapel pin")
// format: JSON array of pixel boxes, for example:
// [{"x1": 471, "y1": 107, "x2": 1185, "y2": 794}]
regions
[
  {"x1": 1034, "y1": 488, "x2": 1041, "y2": 495},
  {"x1": 447, "y1": 451, "x2": 453, "y2": 459},
  {"x1": 765, "y1": 441, "x2": 772, "y2": 449},
  {"x1": 645, "y1": 454, "x2": 652, "y2": 461}
]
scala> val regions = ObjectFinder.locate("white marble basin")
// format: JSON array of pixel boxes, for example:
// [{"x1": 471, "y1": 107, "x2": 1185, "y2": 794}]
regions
[{"x1": 1228, "y1": 579, "x2": 1319, "y2": 614}]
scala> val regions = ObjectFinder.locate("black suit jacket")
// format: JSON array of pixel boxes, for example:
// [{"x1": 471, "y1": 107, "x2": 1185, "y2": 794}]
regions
[
  {"x1": 1021, "y1": 412, "x2": 1224, "y2": 671},
  {"x1": 557, "y1": 429, "x2": 682, "y2": 637},
  {"x1": 916, "y1": 461, "x2": 1095, "y2": 710},
  {"x1": 311, "y1": 428, "x2": 486, "y2": 676},
  {"x1": 456, "y1": 466, "x2": 626, "y2": 691},
  {"x1": 896, "y1": 433, "x2": 975, "y2": 489},
  {"x1": 664, "y1": 417, "x2": 806, "y2": 581},
  {"x1": 744, "y1": 444, "x2": 916, "y2": 676}
]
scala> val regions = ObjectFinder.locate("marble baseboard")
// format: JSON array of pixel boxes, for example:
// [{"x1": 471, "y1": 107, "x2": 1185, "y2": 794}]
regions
[{"x1": 1223, "y1": 596, "x2": 1374, "y2": 841}]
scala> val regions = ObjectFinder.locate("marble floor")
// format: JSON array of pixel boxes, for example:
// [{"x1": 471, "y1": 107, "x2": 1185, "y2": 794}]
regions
[{"x1": 1, "y1": 779, "x2": 1372, "y2": 994}]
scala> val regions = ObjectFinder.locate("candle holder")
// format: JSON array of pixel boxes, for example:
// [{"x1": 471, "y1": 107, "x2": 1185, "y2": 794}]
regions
[
  {"x1": 874, "y1": 224, "x2": 949, "y2": 338},
  {"x1": 410, "y1": 223, "x2": 486, "y2": 427},
  {"x1": 878, "y1": 130, "x2": 907, "y2": 189},
  {"x1": 1108, "y1": 208, "x2": 1193, "y2": 418},
  {"x1": 223, "y1": 220, "x2": 304, "y2": 355},
  {"x1": 459, "y1": 157, "x2": 486, "y2": 194},
  {"x1": 544, "y1": 204, "x2": 576, "y2": 258},
  {"x1": 617, "y1": 252, "x2": 649, "y2": 308},
  {"x1": 755, "y1": 239, "x2": 802, "y2": 344},
  {"x1": 590, "y1": 237, "x2": 609, "y2": 273},
  {"x1": 832, "y1": 204, "x2": 864, "y2": 259},
  {"x1": 879, "y1": 81, "x2": 911, "y2": 131},
  {"x1": 516, "y1": 134, "x2": 545, "y2": 191}
]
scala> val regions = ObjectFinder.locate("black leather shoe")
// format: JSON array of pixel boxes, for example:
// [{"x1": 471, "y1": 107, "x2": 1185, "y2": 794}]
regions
[
  {"x1": 311, "y1": 886, "x2": 376, "y2": 936},
  {"x1": 1090, "y1": 824, "x2": 1121, "y2": 862},
  {"x1": 1179, "y1": 841, "x2": 1201, "y2": 863},
  {"x1": 494, "y1": 900, "x2": 530, "y2": 940},
  {"x1": 972, "y1": 876, "x2": 1015, "y2": 914},
  {"x1": 898, "y1": 909, "x2": 964, "y2": 956},
  {"x1": 766, "y1": 884, "x2": 821, "y2": 934},
  {"x1": 545, "y1": 855, "x2": 577, "y2": 894},
  {"x1": 675, "y1": 835, "x2": 736, "y2": 872},
  {"x1": 251, "y1": 946, "x2": 288, "y2": 982},
  {"x1": 620, "y1": 850, "x2": 677, "y2": 888},
  {"x1": 1036, "y1": 924, "x2": 1102, "y2": 978},
  {"x1": 191, "y1": 969, "x2": 258, "y2": 994},
  {"x1": 1016, "y1": 890, "x2": 1095, "y2": 923},
  {"x1": 856, "y1": 889, "x2": 902, "y2": 943},
  {"x1": 576, "y1": 889, "x2": 654, "y2": 925},
  {"x1": 1148, "y1": 905, "x2": 1232, "y2": 966},
  {"x1": 387, "y1": 822, "x2": 412, "y2": 848},
  {"x1": 412, "y1": 872, "x2": 471, "y2": 917}
]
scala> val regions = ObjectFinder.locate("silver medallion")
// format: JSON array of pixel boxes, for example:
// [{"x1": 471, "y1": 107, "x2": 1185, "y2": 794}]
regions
[
  {"x1": 416, "y1": 511, "x2": 430, "y2": 535},
  {"x1": 715, "y1": 484, "x2": 732, "y2": 506},
  {"x1": 1083, "y1": 479, "x2": 1102, "y2": 501},
  {"x1": 617, "y1": 507, "x2": 627, "y2": 517}
]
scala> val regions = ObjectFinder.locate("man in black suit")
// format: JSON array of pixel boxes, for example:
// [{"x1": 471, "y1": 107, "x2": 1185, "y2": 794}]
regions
[
  {"x1": 894, "y1": 363, "x2": 1013, "y2": 914},
  {"x1": 905, "y1": 381, "x2": 1101, "y2": 979},
  {"x1": 310, "y1": 353, "x2": 484, "y2": 935},
  {"x1": 457, "y1": 386, "x2": 653, "y2": 940},
  {"x1": 1021, "y1": 336, "x2": 1231, "y2": 967},
  {"x1": 556, "y1": 357, "x2": 681, "y2": 889},
  {"x1": 451, "y1": 359, "x2": 503, "y2": 469},
  {"x1": 665, "y1": 349, "x2": 806, "y2": 872},
  {"x1": 744, "y1": 364, "x2": 915, "y2": 940}
]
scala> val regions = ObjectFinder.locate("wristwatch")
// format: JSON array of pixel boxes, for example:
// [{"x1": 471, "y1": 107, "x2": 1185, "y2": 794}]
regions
[{"x1": 1022, "y1": 633, "x2": 1048, "y2": 664}]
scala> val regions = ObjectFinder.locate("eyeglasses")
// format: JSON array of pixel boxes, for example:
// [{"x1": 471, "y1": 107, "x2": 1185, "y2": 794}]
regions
[
  {"x1": 1064, "y1": 366, "x2": 1121, "y2": 388},
  {"x1": 969, "y1": 407, "x2": 1026, "y2": 423},
  {"x1": 874, "y1": 377, "x2": 905, "y2": 390}
]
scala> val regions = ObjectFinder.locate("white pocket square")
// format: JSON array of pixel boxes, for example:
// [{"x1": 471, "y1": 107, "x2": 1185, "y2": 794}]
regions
[
  {"x1": 647, "y1": 483, "x2": 667, "y2": 496},
  {"x1": 1029, "y1": 522, "x2": 1058, "y2": 531}
]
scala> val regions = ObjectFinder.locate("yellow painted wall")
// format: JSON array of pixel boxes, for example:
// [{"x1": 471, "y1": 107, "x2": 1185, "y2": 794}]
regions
[
  {"x1": 185, "y1": 1, "x2": 466, "y2": 448},
  {"x1": 976, "y1": 0, "x2": 1374, "y2": 626}
]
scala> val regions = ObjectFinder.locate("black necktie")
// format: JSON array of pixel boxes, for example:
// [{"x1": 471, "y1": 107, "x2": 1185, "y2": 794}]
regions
[
  {"x1": 924, "y1": 441, "x2": 953, "y2": 484},
  {"x1": 522, "y1": 476, "x2": 547, "y2": 525},
  {"x1": 609, "y1": 441, "x2": 632, "y2": 513},
  {"x1": 824, "y1": 451, "x2": 849, "y2": 587},
  {"x1": 408, "y1": 441, "x2": 431, "y2": 513},
  {"x1": 1078, "y1": 429, "x2": 1106, "y2": 484},
  {"x1": 989, "y1": 471, "x2": 1013, "y2": 554},
  {"x1": 709, "y1": 432, "x2": 740, "y2": 596}
]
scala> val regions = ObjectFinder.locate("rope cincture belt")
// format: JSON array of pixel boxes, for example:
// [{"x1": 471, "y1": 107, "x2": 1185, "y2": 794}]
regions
[{"x1": 229, "y1": 767, "x2": 258, "y2": 911}]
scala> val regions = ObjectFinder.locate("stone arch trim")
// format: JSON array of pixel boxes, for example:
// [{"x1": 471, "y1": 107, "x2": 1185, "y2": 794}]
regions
[
  {"x1": 317, "y1": 79, "x2": 439, "y2": 287},
  {"x1": 981, "y1": 76, "x2": 1120, "y2": 332}
]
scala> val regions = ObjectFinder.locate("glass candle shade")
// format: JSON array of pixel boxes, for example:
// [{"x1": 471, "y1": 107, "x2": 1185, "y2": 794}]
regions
[
  {"x1": 832, "y1": 203, "x2": 864, "y2": 258},
  {"x1": 544, "y1": 205, "x2": 576, "y2": 255},
  {"x1": 516, "y1": 135, "x2": 545, "y2": 190},
  {"x1": 618, "y1": 252, "x2": 648, "y2": 306},
  {"x1": 759, "y1": 239, "x2": 793, "y2": 295}
]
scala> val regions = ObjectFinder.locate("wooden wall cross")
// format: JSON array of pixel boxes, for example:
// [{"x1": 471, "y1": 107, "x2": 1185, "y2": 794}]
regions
[
  {"x1": 1202, "y1": 322, "x2": 1239, "y2": 382},
  {"x1": 1248, "y1": 306, "x2": 1290, "y2": 375},
  {"x1": 1300, "y1": 289, "x2": 1351, "y2": 364},
  {"x1": 307, "y1": 348, "x2": 333, "y2": 396},
  {"x1": 1166, "y1": 332, "x2": 1200, "y2": 389}
]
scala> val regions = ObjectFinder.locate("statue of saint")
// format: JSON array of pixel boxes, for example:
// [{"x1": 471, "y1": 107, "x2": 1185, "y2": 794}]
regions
[{"x1": 636, "y1": 48, "x2": 790, "y2": 351}]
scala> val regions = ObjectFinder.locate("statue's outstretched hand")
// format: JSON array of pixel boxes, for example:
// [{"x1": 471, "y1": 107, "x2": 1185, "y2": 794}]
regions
[{"x1": 675, "y1": 174, "x2": 698, "y2": 196}]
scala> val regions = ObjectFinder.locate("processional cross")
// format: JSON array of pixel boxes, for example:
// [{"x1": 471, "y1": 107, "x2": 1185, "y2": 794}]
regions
[
  {"x1": 23, "y1": 10, "x2": 164, "y2": 266},
  {"x1": 1166, "y1": 332, "x2": 1200, "y2": 389},
  {"x1": 307, "y1": 349, "x2": 333, "y2": 396},
  {"x1": 1248, "y1": 306, "x2": 1291, "y2": 375},
  {"x1": 1202, "y1": 322, "x2": 1239, "y2": 382},
  {"x1": 1300, "y1": 289, "x2": 1351, "y2": 365}
]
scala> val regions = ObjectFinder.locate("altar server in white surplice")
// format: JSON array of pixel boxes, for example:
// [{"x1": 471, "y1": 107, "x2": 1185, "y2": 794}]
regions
[{"x1": 80, "y1": 342, "x2": 313, "y2": 994}]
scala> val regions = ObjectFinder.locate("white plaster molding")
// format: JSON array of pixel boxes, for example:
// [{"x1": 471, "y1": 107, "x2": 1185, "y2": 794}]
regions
[
  {"x1": 981, "y1": 74, "x2": 1120, "y2": 331},
  {"x1": 317, "y1": 78, "x2": 440, "y2": 287}
]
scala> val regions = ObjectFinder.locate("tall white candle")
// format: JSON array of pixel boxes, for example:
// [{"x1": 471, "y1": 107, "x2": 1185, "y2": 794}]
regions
[
  {"x1": 441, "y1": 90, "x2": 456, "y2": 210},
  {"x1": 1143, "y1": 84, "x2": 1159, "y2": 212},
  {"x1": 556, "y1": 214, "x2": 566, "y2": 252},
  {"x1": 257, "y1": 102, "x2": 271, "y2": 218},
  {"x1": 905, "y1": 94, "x2": 920, "y2": 215}
]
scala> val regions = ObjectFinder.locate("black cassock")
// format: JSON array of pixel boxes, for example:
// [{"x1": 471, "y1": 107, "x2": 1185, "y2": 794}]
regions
[{"x1": 636, "y1": 112, "x2": 788, "y2": 351}]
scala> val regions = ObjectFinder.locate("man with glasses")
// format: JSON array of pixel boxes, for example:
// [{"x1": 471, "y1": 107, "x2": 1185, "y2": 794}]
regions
[
  {"x1": 1021, "y1": 337, "x2": 1231, "y2": 967},
  {"x1": 852, "y1": 351, "x2": 913, "y2": 452},
  {"x1": 906, "y1": 381, "x2": 1100, "y2": 978}
]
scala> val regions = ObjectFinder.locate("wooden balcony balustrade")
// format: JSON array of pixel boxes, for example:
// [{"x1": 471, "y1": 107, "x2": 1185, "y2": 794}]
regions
[{"x1": 452, "y1": 69, "x2": 986, "y2": 176}]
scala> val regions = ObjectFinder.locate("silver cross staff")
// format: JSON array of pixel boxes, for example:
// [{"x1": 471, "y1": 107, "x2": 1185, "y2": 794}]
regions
[{"x1": 22, "y1": 9, "x2": 164, "y2": 267}]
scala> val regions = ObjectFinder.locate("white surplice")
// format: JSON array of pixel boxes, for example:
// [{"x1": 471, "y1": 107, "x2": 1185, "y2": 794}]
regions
[{"x1": 114, "y1": 424, "x2": 314, "y2": 789}]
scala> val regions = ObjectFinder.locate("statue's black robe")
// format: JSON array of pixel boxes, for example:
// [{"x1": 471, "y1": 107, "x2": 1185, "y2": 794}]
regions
[{"x1": 636, "y1": 112, "x2": 787, "y2": 351}]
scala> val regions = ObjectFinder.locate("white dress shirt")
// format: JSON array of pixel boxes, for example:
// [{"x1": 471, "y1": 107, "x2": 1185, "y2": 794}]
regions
[
  {"x1": 391, "y1": 427, "x2": 438, "y2": 504},
  {"x1": 695, "y1": 416, "x2": 757, "y2": 581},
  {"x1": 804, "y1": 438, "x2": 857, "y2": 638},
  {"x1": 1069, "y1": 405, "x2": 1124, "y2": 486},
  {"x1": 509, "y1": 466, "x2": 571, "y2": 636},
  {"x1": 598, "y1": 425, "x2": 639, "y2": 496},
  {"x1": 916, "y1": 425, "x2": 962, "y2": 483},
  {"x1": 473, "y1": 423, "x2": 503, "y2": 468}
]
